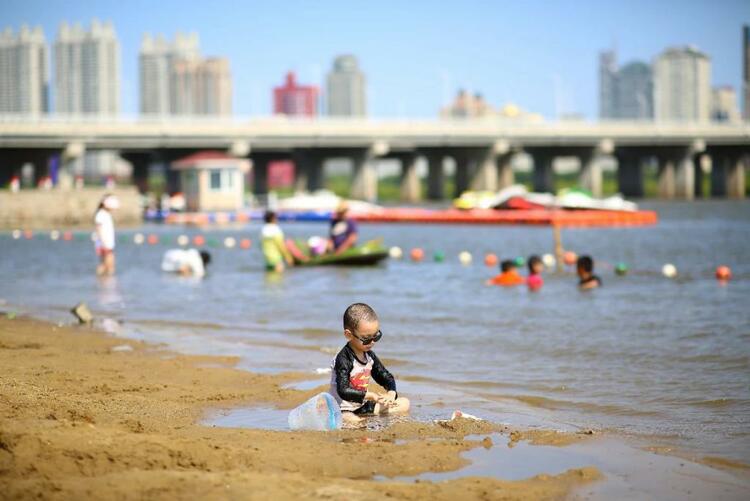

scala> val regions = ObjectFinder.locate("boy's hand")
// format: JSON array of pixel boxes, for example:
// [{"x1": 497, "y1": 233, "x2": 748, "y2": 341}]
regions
[
  {"x1": 364, "y1": 391, "x2": 381, "y2": 403},
  {"x1": 380, "y1": 391, "x2": 397, "y2": 408}
]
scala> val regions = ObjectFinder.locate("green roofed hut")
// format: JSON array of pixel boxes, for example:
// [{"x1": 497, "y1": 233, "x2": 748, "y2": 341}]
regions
[{"x1": 171, "y1": 151, "x2": 250, "y2": 212}]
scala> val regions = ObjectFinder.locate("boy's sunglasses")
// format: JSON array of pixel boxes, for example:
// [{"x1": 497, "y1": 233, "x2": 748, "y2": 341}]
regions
[{"x1": 350, "y1": 329, "x2": 383, "y2": 346}]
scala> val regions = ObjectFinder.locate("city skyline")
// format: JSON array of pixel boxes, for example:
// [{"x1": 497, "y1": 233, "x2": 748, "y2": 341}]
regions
[{"x1": 0, "y1": 0, "x2": 748, "y2": 119}]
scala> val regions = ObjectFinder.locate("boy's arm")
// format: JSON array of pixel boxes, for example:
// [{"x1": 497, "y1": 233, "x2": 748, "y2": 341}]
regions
[
  {"x1": 369, "y1": 352, "x2": 397, "y2": 395},
  {"x1": 333, "y1": 350, "x2": 367, "y2": 404}
]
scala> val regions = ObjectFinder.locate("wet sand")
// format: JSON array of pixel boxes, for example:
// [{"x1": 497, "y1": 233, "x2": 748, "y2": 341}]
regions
[{"x1": 1, "y1": 316, "x2": 748, "y2": 500}]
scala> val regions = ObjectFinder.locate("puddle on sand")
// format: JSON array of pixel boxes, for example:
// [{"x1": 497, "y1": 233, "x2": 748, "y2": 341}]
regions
[
  {"x1": 281, "y1": 379, "x2": 329, "y2": 391},
  {"x1": 376, "y1": 433, "x2": 591, "y2": 482},
  {"x1": 206, "y1": 406, "x2": 290, "y2": 431}
]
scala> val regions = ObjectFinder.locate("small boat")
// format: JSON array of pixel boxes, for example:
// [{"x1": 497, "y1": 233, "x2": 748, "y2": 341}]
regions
[{"x1": 286, "y1": 238, "x2": 389, "y2": 266}]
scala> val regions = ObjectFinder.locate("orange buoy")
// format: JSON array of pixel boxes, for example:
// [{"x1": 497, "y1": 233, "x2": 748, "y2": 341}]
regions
[
  {"x1": 239, "y1": 238, "x2": 252, "y2": 249},
  {"x1": 193, "y1": 235, "x2": 205, "y2": 246},
  {"x1": 23, "y1": 230, "x2": 33, "y2": 239},
  {"x1": 410, "y1": 248, "x2": 424, "y2": 262},
  {"x1": 62, "y1": 231, "x2": 73, "y2": 241},
  {"x1": 715, "y1": 265, "x2": 731, "y2": 281},
  {"x1": 147, "y1": 234, "x2": 159, "y2": 245},
  {"x1": 484, "y1": 253, "x2": 498, "y2": 267},
  {"x1": 563, "y1": 251, "x2": 577, "y2": 266}
]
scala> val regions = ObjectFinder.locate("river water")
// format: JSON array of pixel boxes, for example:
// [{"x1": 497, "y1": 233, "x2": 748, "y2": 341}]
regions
[{"x1": 1, "y1": 200, "x2": 748, "y2": 463}]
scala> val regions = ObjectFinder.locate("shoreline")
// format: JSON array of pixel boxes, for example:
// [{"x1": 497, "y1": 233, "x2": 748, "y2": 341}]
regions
[{"x1": 1, "y1": 315, "x2": 749, "y2": 499}]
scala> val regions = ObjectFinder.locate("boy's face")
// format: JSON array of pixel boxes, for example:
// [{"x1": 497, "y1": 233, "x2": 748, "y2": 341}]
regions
[
  {"x1": 576, "y1": 265, "x2": 586, "y2": 277},
  {"x1": 345, "y1": 319, "x2": 380, "y2": 353},
  {"x1": 532, "y1": 262, "x2": 543, "y2": 274}
]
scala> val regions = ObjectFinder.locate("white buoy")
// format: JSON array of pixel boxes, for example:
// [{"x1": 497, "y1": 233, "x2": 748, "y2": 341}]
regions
[
  {"x1": 542, "y1": 253, "x2": 556, "y2": 269},
  {"x1": 133, "y1": 233, "x2": 145, "y2": 245},
  {"x1": 389, "y1": 246, "x2": 403, "y2": 259},
  {"x1": 12, "y1": 229, "x2": 22, "y2": 239},
  {"x1": 50, "y1": 230, "x2": 60, "y2": 241},
  {"x1": 662, "y1": 263, "x2": 677, "y2": 278},
  {"x1": 224, "y1": 236, "x2": 236, "y2": 248},
  {"x1": 458, "y1": 251, "x2": 473, "y2": 266},
  {"x1": 177, "y1": 234, "x2": 189, "y2": 246}
]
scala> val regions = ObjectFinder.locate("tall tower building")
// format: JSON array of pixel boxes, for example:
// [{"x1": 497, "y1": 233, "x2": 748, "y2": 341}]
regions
[
  {"x1": 54, "y1": 20, "x2": 119, "y2": 115},
  {"x1": 653, "y1": 46, "x2": 711, "y2": 122},
  {"x1": 273, "y1": 72, "x2": 318, "y2": 116},
  {"x1": 743, "y1": 25, "x2": 749, "y2": 121},
  {"x1": 0, "y1": 25, "x2": 48, "y2": 114},
  {"x1": 326, "y1": 55, "x2": 366, "y2": 117},
  {"x1": 711, "y1": 86, "x2": 740, "y2": 122},
  {"x1": 598, "y1": 50, "x2": 652, "y2": 120},
  {"x1": 139, "y1": 32, "x2": 199, "y2": 115}
]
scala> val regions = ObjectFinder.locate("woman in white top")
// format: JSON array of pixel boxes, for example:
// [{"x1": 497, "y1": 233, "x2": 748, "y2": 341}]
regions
[{"x1": 94, "y1": 194, "x2": 119, "y2": 276}]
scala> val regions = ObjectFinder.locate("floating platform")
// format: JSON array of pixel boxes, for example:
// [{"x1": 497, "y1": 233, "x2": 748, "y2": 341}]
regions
[{"x1": 162, "y1": 208, "x2": 657, "y2": 227}]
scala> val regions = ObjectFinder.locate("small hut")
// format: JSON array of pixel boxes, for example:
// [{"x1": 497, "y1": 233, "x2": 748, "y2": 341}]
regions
[{"x1": 171, "y1": 151, "x2": 249, "y2": 212}]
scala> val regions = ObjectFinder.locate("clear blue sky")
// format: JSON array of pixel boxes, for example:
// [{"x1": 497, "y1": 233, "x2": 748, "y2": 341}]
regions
[{"x1": 2, "y1": 0, "x2": 748, "y2": 119}]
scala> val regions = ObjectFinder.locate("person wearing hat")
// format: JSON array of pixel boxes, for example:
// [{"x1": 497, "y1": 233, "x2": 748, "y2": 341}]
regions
[
  {"x1": 94, "y1": 194, "x2": 119, "y2": 276},
  {"x1": 327, "y1": 200, "x2": 359, "y2": 255}
]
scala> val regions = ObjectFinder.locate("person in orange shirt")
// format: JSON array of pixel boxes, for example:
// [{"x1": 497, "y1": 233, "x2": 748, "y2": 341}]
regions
[{"x1": 486, "y1": 260, "x2": 526, "y2": 286}]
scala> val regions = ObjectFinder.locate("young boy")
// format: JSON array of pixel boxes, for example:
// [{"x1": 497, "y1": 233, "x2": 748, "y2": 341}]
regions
[
  {"x1": 577, "y1": 255, "x2": 602, "y2": 289},
  {"x1": 526, "y1": 255, "x2": 544, "y2": 291},
  {"x1": 329, "y1": 303, "x2": 410, "y2": 425},
  {"x1": 261, "y1": 211, "x2": 294, "y2": 272},
  {"x1": 486, "y1": 260, "x2": 525, "y2": 286},
  {"x1": 161, "y1": 248, "x2": 211, "y2": 277}
]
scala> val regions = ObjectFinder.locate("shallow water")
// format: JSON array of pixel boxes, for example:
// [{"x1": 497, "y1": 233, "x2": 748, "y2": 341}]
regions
[{"x1": 1, "y1": 200, "x2": 749, "y2": 462}]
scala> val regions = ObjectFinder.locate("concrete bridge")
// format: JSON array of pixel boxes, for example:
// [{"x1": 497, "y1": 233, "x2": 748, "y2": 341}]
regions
[{"x1": 0, "y1": 116, "x2": 748, "y2": 200}]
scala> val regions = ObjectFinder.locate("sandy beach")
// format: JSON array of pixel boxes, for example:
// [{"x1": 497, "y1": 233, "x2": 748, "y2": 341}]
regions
[{"x1": 1, "y1": 315, "x2": 749, "y2": 500}]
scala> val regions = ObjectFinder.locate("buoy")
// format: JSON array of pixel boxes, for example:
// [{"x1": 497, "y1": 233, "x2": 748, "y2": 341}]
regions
[
  {"x1": 715, "y1": 265, "x2": 731, "y2": 281},
  {"x1": 12, "y1": 229, "x2": 22, "y2": 239},
  {"x1": 193, "y1": 235, "x2": 205, "y2": 246},
  {"x1": 50, "y1": 230, "x2": 60, "y2": 241},
  {"x1": 239, "y1": 238, "x2": 252, "y2": 249},
  {"x1": 224, "y1": 237, "x2": 236, "y2": 249},
  {"x1": 563, "y1": 251, "x2": 577, "y2": 266},
  {"x1": 62, "y1": 231, "x2": 73, "y2": 241},
  {"x1": 662, "y1": 263, "x2": 677, "y2": 278},
  {"x1": 433, "y1": 250, "x2": 445, "y2": 262},
  {"x1": 514, "y1": 256, "x2": 526, "y2": 268},
  {"x1": 458, "y1": 251, "x2": 472, "y2": 266},
  {"x1": 615, "y1": 263, "x2": 629, "y2": 276},
  {"x1": 484, "y1": 253, "x2": 498, "y2": 267},
  {"x1": 410, "y1": 248, "x2": 424, "y2": 262},
  {"x1": 542, "y1": 253, "x2": 556, "y2": 269},
  {"x1": 177, "y1": 235, "x2": 189, "y2": 246},
  {"x1": 133, "y1": 233, "x2": 145, "y2": 245},
  {"x1": 389, "y1": 246, "x2": 403, "y2": 259},
  {"x1": 23, "y1": 230, "x2": 33, "y2": 239},
  {"x1": 147, "y1": 234, "x2": 159, "y2": 245}
]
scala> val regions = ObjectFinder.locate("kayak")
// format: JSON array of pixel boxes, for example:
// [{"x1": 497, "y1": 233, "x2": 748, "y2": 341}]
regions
[{"x1": 286, "y1": 238, "x2": 389, "y2": 266}]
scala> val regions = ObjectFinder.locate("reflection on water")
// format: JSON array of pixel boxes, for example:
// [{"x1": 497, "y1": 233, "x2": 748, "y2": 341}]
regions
[{"x1": 1, "y1": 200, "x2": 749, "y2": 462}]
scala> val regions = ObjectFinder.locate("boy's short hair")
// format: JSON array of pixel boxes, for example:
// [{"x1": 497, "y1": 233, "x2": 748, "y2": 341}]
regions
[
  {"x1": 577, "y1": 255, "x2": 594, "y2": 272},
  {"x1": 264, "y1": 210, "x2": 276, "y2": 223},
  {"x1": 343, "y1": 303, "x2": 378, "y2": 331},
  {"x1": 199, "y1": 250, "x2": 211, "y2": 266},
  {"x1": 527, "y1": 255, "x2": 541, "y2": 272},
  {"x1": 500, "y1": 259, "x2": 514, "y2": 272}
]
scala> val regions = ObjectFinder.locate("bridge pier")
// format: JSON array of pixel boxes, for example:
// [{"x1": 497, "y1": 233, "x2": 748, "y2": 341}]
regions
[
  {"x1": 469, "y1": 148, "x2": 498, "y2": 192},
  {"x1": 657, "y1": 157, "x2": 676, "y2": 199},
  {"x1": 453, "y1": 151, "x2": 473, "y2": 197},
  {"x1": 350, "y1": 150, "x2": 379, "y2": 202},
  {"x1": 425, "y1": 152, "x2": 445, "y2": 200},
  {"x1": 675, "y1": 152, "x2": 696, "y2": 200},
  {"x1": 578, "y1": 151, "x2": 603, "y2": 198},
  {"x1": 292, "y1": 150, "x2": 324, "y2": 192},
  {"x1": 396, "y1": 153, "x2": 421, "y2": 203},
  {"x1": 616, "y1": 153, "x2": 644, "y2": 197},
  {"x1": 496, "y1": 152, "x2": 515, "y2": 189},
  {"x1": 121, "y1": 152, "x2": 153, "y2": 193},
  {"x1": 251, "y1": 154, "x2": 272, "y2": 196},
  {"x1": 711, "y1": 153, "x2": 747, "y2": 199},
  {"x1": 530, "y1": 151, "x2": 555, "y2": 193}
]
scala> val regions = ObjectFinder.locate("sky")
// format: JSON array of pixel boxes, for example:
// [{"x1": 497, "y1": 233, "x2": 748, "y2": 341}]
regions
[{"x1": 1, "y1": 0, "x2": 748, "y2": 119}]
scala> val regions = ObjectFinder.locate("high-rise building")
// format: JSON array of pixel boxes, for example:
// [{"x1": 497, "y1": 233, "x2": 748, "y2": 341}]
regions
[
  {"x1": 598, "y1": 50, "x2": 652, "y2": 120},
  {"x1": 140, "y1": 32, "x2": 231, "y2": 116},
  {"x1": 139, "y1": 32, "x2": 199, "y2": 115},
  {"x1": 0, "y1": 25, "x2": 48, "y2": 114},
  {"x1": 273, "y1": 72, "x2": 318, "y2": 116},
  {"x1": 711, "y1": 86, "x2": 740, "y2": 122},
  {"x1": 326, "y1": 55, "x2": 366, "y2": 117},
  {"x1": 653, "y1": 46, "x2": 711, "y2": 122},
  {"x1": 743, "y1": 25, "x2": 749, "y2": 121},
  {"x1": 170, "y1": 57, "x2": 231, "y2": 115},
  {"x1": 54, "y1": 20, "x2": 119, "y2": 115}
]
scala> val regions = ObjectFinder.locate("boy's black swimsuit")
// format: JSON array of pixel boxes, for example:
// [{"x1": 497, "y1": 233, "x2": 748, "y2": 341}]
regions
[
  {"x1": 329, "y1": 343, "x2": 397, "y2": 414},
  {"x1": 579, "y1": 275, "x2": 602, "y2": 287}
]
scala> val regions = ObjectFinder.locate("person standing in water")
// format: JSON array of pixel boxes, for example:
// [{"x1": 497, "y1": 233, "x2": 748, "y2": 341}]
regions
[
  {"x1": 261, "y1": 211, "x2": 295, "y2": 272},
  {"x1": 94, "y1": 194, "x2": 119, "y2": 276}
]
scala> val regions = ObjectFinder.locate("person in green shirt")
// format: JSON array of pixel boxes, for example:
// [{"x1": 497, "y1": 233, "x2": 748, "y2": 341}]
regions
[{"x1": 260, "y1": 211, "x2": 294, "y2": 272}]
